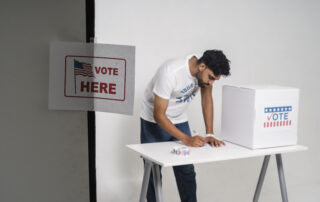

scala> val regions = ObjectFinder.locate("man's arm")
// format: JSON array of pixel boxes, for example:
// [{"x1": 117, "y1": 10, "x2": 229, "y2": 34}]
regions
[
  {"x1": 201, "y1": 85, "x2": 214, "y2": 134},
  {"x1": 153, "y1": 94, "x2": 205, "y2": 147},
  {"x1": 200, "y1": 86, "x2": 225, "y2": 147}
]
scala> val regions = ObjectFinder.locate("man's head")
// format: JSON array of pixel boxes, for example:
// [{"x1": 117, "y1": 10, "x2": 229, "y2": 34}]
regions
[{"x1": 196, "y1": 50, "x2": 230, "y2": 88}]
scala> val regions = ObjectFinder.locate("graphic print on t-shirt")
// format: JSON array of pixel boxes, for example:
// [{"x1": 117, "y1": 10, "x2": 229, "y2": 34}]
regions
[{"x1": 176, "y1": 82, "x2": 199, "y2": 103}]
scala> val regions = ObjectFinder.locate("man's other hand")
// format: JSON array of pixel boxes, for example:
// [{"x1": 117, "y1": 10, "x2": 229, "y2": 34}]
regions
[
  {"x1": 184, "y1": 135, "x2": 206, "y2": 147},
  {"x1": 205, "y1": 137, "x2": 226, "y2": 147}
]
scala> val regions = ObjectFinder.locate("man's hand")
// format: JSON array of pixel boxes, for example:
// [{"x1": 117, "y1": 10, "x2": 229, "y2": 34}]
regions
[
  {"x1": 184, "y1": 136, "x2": 206, "y2": 147},
  {"x1": 205, "y1": 137, "x2": 226, "y2": 147}
]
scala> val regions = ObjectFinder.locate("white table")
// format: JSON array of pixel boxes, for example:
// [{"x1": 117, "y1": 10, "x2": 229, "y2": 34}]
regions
[{"x1": 127, "y1": 141, "x2": 307, "y2": 202}]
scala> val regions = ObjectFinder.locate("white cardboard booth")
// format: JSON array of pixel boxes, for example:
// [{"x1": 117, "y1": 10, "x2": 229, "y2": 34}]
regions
[{"x1": 221, "y1": 85, "x2": 299, "y2": 149}]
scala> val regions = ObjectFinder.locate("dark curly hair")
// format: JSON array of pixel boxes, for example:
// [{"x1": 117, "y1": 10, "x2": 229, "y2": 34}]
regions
[{"x1": 197, "y1": 50, "x2": 231, "y2": 76}]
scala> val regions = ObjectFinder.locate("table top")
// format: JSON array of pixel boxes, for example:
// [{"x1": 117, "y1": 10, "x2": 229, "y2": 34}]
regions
[{"x1": 126, "y1": 141, "x2": 308, "y2": 167}]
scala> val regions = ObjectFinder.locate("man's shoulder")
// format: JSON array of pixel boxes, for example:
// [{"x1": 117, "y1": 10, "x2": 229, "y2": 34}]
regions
[{"x1": 160, "y1": 56, "x2": 187, "y2": 74}]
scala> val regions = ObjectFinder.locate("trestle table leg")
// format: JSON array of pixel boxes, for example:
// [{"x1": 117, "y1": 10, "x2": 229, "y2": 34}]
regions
[
  {"x1": 276, "y1": 154, "x2": 288, "y2": 202},
  {"x1": 139, "y1": 159, "x2": 152, "y2": 202},
  {"x1": 253, "y1": 155, "x2": 271, "y2": 202},
  {"x1": 152, "y1": 164, "x2": 163, "y2": 202}
]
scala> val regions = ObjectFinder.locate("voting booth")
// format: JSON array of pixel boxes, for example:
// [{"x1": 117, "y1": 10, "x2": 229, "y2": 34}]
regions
[{"x1": 221, "y1": 85, "x2": 299, "y2": 149}]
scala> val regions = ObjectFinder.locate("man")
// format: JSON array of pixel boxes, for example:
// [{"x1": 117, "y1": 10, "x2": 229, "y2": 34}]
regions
[{"x1": 140, "y1": 50, "x2": 231, "y2": 202}]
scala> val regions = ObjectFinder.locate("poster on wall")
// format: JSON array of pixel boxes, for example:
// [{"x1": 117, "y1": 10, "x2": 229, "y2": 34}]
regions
[{"x1": 49, "y1": 41, "x2": 135, "y2": 115}]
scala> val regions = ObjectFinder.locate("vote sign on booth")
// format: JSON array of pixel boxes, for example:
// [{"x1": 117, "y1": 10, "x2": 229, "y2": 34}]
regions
[{"x1": 49, "y1": 42, "x2": 135, "y2": 115}]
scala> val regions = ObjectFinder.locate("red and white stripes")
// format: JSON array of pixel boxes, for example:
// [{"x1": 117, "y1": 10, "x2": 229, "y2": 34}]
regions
[{"x1": 264, "y1": 120, "x2": 291, "y2": 128}]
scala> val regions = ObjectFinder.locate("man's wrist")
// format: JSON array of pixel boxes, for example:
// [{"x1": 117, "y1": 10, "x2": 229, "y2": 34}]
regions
[
  {"x1": 181, "y1": 135, "x2": 191, "y2": 144},
  {"x1": 206, "y1": 133, "x2": 221, "y2": 140},
  {"x1": 206, "y1": 133, "x2": 215, "y2": 137}
]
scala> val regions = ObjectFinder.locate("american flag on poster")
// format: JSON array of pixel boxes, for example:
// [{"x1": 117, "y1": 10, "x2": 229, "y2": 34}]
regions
[{"x1": 74, "y1": 59, "x2": 94, "y2": 77}]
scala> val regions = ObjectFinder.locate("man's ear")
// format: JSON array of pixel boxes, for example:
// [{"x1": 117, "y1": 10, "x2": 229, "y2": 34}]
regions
[{"x1": 199, "y1": 63, "x2": 206, "y2": 71}]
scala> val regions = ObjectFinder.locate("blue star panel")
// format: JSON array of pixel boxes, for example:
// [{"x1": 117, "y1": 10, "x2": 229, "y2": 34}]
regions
[{"x1": 264, "y1": 106, "x2": 292, "y2": 113}]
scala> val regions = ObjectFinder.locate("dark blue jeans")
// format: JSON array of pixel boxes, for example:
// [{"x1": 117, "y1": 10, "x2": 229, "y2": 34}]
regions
[{"x1": 140, "y1": 118, "x2": 197, "y2": 202}]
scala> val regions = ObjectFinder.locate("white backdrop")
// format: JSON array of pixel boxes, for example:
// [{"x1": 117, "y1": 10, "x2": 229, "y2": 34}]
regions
[{"x1": 95, "y1": 1, "x2": 320, "y2": 201}]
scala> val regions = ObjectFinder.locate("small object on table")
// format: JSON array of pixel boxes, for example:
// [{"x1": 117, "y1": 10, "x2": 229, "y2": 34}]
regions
[{"x1": 172, "y1": 146, "x2": 190, "y2": 156}]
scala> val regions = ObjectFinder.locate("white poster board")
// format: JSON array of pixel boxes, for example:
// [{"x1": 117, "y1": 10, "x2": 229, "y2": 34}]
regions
[{"x1": 49, "y1": 41, "x2": 135, "y2": 115}]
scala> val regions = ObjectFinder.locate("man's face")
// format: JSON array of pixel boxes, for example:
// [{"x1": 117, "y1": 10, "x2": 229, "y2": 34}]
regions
[{"x1": 197, "y1": 65, "x2": 221, "y2": 88}]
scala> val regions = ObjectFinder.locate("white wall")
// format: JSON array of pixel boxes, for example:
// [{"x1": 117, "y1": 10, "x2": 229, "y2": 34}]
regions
[
  {"x1": 95, "y1": 1, "x2": 320, "y2": 201},
  {"x1": 0, "y1": 1, "x2": 89, "y2": 202}
]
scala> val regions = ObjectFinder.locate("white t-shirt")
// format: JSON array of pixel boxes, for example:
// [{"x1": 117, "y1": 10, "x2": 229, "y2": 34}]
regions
[{"x1": 140, "y1": 55, "x2": 200, "y2": 124}]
